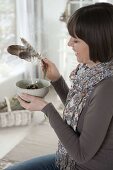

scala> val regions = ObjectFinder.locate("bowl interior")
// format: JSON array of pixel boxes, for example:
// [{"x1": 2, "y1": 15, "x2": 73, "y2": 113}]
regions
[{"x1": 16, "y1": 79, "x2": 50, "y2": 90}]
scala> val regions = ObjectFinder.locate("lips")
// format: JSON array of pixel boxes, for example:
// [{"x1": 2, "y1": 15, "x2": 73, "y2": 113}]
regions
[{"x1": 74, "y1": 51, "x2": 78, "y2": 56}]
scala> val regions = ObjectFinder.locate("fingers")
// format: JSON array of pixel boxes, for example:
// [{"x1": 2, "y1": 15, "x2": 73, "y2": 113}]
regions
[
  {"x1": 19, "y1": 93, "x2": 35, "y2": 102},
  {"x1": 17, "y1": 94, "x2": 38, "y2": 110},
  {"x1": 17, "y1": 94, "x2": 48, "y2": 111},
  {"x1": 41, "y1": 59, "x2": 48, "y2": 70},
  {"x1": 17, "y1": 95, "x2": 30, "y2": 110},
  {"x1": 42, "y1": 58, "x2": 53, "y2": 66}
]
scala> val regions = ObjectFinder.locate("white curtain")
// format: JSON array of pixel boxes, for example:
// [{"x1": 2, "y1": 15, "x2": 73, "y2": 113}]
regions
[{"x1": 16, "y1": 0, "x2": 45, "y2": 80}]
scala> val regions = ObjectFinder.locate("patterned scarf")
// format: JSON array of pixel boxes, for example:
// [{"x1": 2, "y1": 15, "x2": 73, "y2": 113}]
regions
[{"x1": 56, "y1": 60, "x2": 113, "y2": 170}]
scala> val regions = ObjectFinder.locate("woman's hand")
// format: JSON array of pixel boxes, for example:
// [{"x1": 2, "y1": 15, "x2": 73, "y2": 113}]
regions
[
  {"x1": 17, "y1": 93, "x2": 48, "y2": 111},
  {"x1": 42, "y1": 58, "x2": 61, "y2": 81}
]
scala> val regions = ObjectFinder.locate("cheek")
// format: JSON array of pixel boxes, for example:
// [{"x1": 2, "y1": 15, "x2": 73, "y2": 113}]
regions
[
  {"x1": 73, "y1": 43, "x2": 89, "y2": 57},
  {"x1": 85, "y1": 47, "x2": 90, "y2": 58},
  {"x1": 78, "y1": 46, "x2": 90, "y2": 61},
  {"x1": 83, "y1": 48, "x2": 89, "y2": 56},
  {"x1": 81, "y1": 44, "x2": 89, "y2": 56}
]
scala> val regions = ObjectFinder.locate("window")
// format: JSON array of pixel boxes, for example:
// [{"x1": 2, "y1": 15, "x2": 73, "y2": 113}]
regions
[
  {"x1": 0, "y1": 0, "x2": 16, "y2": 63},
  {"x1": 0, "y1": 0, "x2": 45, "y2": 81},
  {"x1": 0, "y1": 0, "x2": 24, "y2": 80}
]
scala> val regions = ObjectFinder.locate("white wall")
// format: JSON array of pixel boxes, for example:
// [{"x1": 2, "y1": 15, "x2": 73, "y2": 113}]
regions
[
  {"x1": 43, "y1": 0, "x2": 78, "y2": 87},
  {"x1": 43, "y1": 0, "x2": 67, "y2": 69}
]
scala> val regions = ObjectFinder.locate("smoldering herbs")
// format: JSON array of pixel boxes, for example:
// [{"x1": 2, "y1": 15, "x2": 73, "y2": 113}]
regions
[{"x1": 26, "y1": 82, "x2": 44, "y2": 89}]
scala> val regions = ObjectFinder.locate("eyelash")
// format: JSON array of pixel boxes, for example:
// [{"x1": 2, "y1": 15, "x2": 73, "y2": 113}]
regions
[{"x1": 74, "y1": 40, "x2": 78, "y2": 43}]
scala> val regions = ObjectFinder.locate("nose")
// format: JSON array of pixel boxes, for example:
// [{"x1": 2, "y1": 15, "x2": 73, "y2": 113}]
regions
[{"x1": 68, "y1": 38, "x2": 73, "y2": 47}]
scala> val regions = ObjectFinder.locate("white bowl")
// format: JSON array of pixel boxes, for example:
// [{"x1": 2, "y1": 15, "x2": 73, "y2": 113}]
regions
[{"x1": 16, "y1": 79, "x2": 51, "y2": 98}]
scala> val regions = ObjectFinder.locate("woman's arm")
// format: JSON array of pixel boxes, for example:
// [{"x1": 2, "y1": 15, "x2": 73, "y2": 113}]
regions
[
  {"x1": 51, "y1": 76, "x2": 69, "y2": 105},
  {"x1": 42, "y1": 78, "x2": 113, "y2": 164}
]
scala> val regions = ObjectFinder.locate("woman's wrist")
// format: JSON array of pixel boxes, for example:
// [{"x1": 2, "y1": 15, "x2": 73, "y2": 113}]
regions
[
  {"x1": 51, "y1": 75, "x2": 61, "y2": 82},
  {"x1": 42, "y1": 101, "x2": 48, "y2": 109}
]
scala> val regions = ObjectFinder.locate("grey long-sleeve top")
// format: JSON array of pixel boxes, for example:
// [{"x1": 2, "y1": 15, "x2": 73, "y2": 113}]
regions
[{"x1": 42, "y1": 76, "x2": 113, "y2": 170}]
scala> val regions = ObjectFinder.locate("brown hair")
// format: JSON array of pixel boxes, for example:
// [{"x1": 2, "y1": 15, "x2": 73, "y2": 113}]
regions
[{"x1": 67, "y1": 2, "x2": 113, "y2": 62}]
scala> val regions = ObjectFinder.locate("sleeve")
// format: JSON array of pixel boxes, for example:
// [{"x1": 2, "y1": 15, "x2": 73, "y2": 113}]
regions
[
  {"x1": 51, "y1": 76, "x2": 69, "y2": 105},
  {"x1": 42, "y1": 79, "x2": 113, "y2": 164}
]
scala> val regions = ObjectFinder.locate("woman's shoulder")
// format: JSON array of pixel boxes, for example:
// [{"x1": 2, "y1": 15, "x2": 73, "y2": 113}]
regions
[
  {"x1": 85, "y1": 76, "x2": 113, "y2": 118},
  {"x1": 89, "y1": 76, "x2": 113, "y2": 105},
  {"x1": 94, "y1": 76, "x2": 113, "y2": 93}
]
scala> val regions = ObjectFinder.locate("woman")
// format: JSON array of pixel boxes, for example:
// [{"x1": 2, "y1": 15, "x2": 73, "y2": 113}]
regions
[{"x1": 6, "y1": 2, "x2": 113, "y2": 170}]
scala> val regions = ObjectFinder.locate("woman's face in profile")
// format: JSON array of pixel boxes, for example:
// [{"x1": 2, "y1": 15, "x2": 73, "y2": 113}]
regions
[{"x1": 68, "y1": 36, "x2": 96, "y2": 67}]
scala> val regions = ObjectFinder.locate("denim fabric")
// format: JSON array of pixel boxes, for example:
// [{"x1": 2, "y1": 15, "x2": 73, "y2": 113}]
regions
[{"x1": 5, "y1": 154, "x2": 59, "y2": 170}]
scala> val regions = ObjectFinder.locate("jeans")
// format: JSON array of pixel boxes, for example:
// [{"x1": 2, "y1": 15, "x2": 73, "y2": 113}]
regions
[{"x1": 5, "y1": 154, "x2": 59, "y2": 170}]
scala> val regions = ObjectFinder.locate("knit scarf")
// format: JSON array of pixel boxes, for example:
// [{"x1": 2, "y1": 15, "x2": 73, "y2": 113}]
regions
[{"x1": 56, "y1": 61, "x2": 113, "y2": 170}]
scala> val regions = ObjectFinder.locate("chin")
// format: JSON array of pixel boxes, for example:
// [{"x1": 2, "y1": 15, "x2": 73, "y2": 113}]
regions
[{"x1": 76, "y1": 58, "x2": 82, "y2": 63}]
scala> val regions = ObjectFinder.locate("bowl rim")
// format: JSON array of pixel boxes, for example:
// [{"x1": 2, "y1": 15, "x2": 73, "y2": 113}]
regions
[{"x1": 16, "y1": 78, "x2": 51, "y2": 90}]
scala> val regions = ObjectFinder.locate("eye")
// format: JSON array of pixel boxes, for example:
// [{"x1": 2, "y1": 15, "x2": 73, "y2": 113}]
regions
[
  {"x1": 72, "y1": 37, "x2": 79, "y2": 43},
  {"x1": 74, "y1": 40, "x2": 79, "y2": 43},
  {"x1": 74, "y1": 40, "x2": 78, "y2": 43}
]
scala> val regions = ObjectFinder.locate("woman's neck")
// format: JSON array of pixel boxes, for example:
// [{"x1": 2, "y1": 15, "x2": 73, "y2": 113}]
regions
[{"x1": 86, "y1": 61, "x2": 100, "y2": 68}]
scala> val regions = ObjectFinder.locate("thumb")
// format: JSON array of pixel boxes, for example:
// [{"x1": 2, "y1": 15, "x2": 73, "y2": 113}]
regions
[{"x1": 42, "y1": 58, "x2": 53, "y2": 66}]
